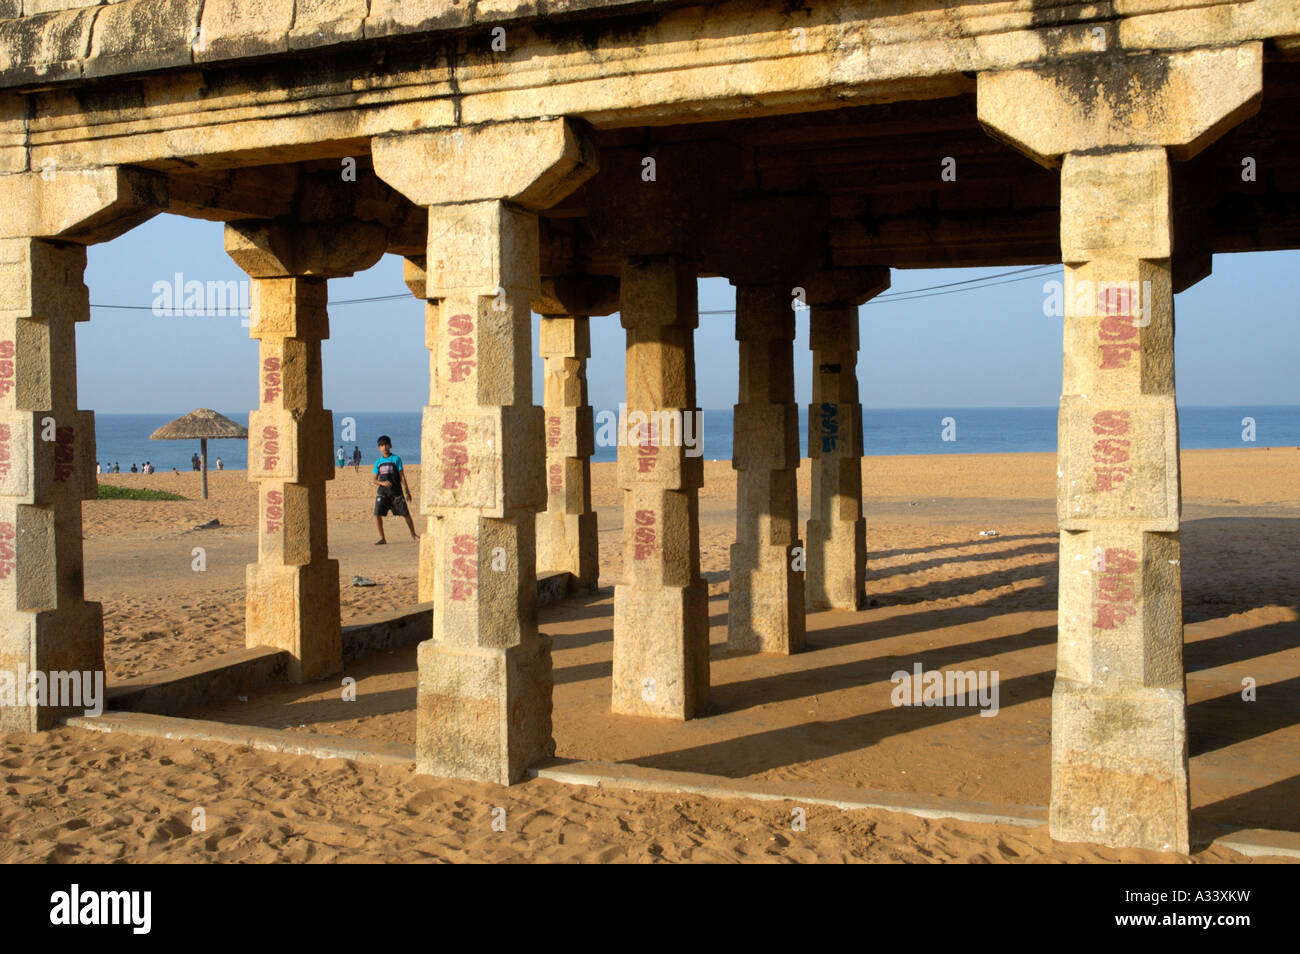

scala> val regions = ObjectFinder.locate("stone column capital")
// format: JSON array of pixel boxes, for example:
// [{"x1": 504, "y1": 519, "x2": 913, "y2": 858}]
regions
[
  {"x1": 977, "y1": 44, "x2": 1263, "y2": 167},
  {"x1": 225, "y1": 218, "x2": 388, "y2": 279},
  {"x1": 802, "y1": 267, "x2": 890, "y2": 308},
  {"x1": 700, "y1": 194, "x2": 829, "y2": 284},
  {"x1": 0, "y1": 167, "x2": 164, "y2": 243},
  {"x1": 372, "y1": 118, "x2": 599, "y2": 211},
  {"x1": 532, "y1": 274, "x2": 620, "y2": 318},
  {"x1": 586, "y1": 140, "x2": 740, "y2": 258}
]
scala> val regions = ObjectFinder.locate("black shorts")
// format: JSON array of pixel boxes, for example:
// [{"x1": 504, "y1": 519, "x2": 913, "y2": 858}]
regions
[{"x1": 374, "y1": 492, "x2": 410, "y2": 517}]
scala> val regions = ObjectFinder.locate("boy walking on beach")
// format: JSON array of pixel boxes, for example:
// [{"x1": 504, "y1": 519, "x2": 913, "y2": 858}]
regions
[{"x1": 373, "y1": 435, "x2": 418, "y2": 544}]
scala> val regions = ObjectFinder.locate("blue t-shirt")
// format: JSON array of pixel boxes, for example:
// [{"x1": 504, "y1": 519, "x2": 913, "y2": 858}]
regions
[{"x1": 373, "y1": 454, "x2": 403, "y2": 495}]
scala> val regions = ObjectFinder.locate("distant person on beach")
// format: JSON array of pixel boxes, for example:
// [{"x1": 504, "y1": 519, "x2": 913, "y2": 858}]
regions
[
  {"x1": 191, "y1": 453, "x2": 200, "y2": 471},
  {"x1": 352, "y1": 446, "x2": 361, "y2": 472},
  {"x1": 130, "y1": 463, "x2": 138, "y2": 473},
  {"x1": 145, "y1": 461, "x2": 153, "y2": 474},
  {"x1": 372, "y1": 435, "x2": 417, "y2": 545},
  {"x1": 336, "y1": 445, "x2": 346, "y2": 468},
  {"x1": 112, "y1": 462, "x2": 120, "y2": 474},
  {"x1": 96, "y1": 462, "x2": 101, "y2": 475},
  {"x1": 216, "y1": 457, "x2": 223, "y2": 471}
]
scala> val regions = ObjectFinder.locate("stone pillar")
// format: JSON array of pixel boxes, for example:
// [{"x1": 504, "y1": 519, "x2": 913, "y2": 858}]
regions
[
  {"x1": 227, "y1": 218, "x2": 387, "y2": 684},
  {"x1": 585, "y1": 141, "x2": 738, "y2": 720},
  {"x1": 537, "y1": 315, "x2": 597, "y2": 586},
  {"x1": 612, "y1": 256, "x2": 708, "y2": 718},
  {"x1": 532, "y1": 276, "x2": 618, "y2": 589},
  {"x1": 728, "y1": 283, "x2": 803, "y2": 654},
  {"x1": 979, "y1": 44, "x2": 1262, "y2": 852},
  {"x1": 0, "y1": 238, "x2": 102, "y2": 730},
  {"x1": 806, "y1": 305, "x2": 864, "y2": 611},
  {"x1": 402, "y1": 255, "x2": 440, "y2": 603},
  {"x1": 373, "y1": 119, "x2": 598, "y2": 782},
  {"x1": 0, "y1": 168, "x2": 160, "y2": 730},
  {"x1": 803, "y1": 270, "x2": 889, "y2": 611},
  {"x1": 1053, "y1": 148, "x2": 1189, "y2": 852},
  {"x1": 246, "y1": 276, "x2": 338, "y2": 683}
]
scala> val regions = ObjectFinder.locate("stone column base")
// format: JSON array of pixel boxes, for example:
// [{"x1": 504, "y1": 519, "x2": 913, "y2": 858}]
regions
[
  {"x1": 536, "y1": 510, "x2": 598, "y2": 588},
  {"x1": 1050, "y1": 679, "x2": 1189, "y2": 853},
  {"x1": 728, "y1": 543, "x2": 805, "y2": 654},
  {"x1": 415, "y1": 637, "x2": 555, "y2": 785},
  {"x1": 612, "y1": 581, "x2": 709, "y2": 719},
  {"x1": 0, "y1": 601, "x2": 105, "y2": 731},
  {"x1": 806, "y1": 518, "x2": 866, "y2": 610},
  {"x1": 245, "y1": 559, "x2": 342, "y2": 683}
]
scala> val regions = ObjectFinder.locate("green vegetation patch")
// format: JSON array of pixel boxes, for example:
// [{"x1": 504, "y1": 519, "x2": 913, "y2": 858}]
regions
[{"x1": 96, "y1": 484, "x2": 188, "y2": 502}]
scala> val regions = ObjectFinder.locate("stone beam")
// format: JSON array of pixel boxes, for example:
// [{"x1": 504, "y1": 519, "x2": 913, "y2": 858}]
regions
[
  {"x1": 374, "y1": 118, "x2": 598, "y2": 784},
  {"x1": 978, "y1": 44, "x2": 1263, "y2": 854}
]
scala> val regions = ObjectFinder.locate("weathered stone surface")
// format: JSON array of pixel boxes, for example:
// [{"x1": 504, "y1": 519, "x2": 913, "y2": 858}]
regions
[
  {"x1": 612, "y1": 255, "x2": 709, "y2": 718},
  {"x1": 0, "y1": 168, "x2": 163, "y2": 244},
  {"x1": 979, "y1": 58, "x2": 1260, "y2": 849},
  {"x1": 232, "y1": 266, "x2": 341, "y2": 685},
  {"x1": 978, "y1": 44, "x2": 1263, "y2": 164},
  {"x1": 806, "y1": 302, "x2": 870, "y2": 611},
  {"x1": 533, "y1": 274, "x2": 619, "y2": 318},
  {"x1": 421, "y1": 403, "x2": 544, "y2": 517},
  {"x1": 587, "y1": 142, "x2": 739, "y2": 258},
  {"x1": 0, "y1": 232, "x2": 101, "y2": 730},
  {"x1": 196, "y1": 0, "x2": 293, "y2": 63},
  {"x1": 85, "y1": 0, "x2": 201, "y2": 79},
  {"x1": 536, "y1": 312, "x2": 598, "y2": 587},
  {"x1": 1059, "y1": 396, "x2": 1179, "y2": 531},
  {"x1": 373, "y1": 119, "x2": 598, "y2": 211},
  {"x1": 415, "y1": 636, "x2": 553, "y2": 785},
  {"x1": 245, "y1": 558, "x2": 340, "y2": 684},
  {"x1": 375, "y1": 120, "x2": 596, "y2": 782},
  {"x1": 612, "y1": 581, "x2": 709, "y2": 720},
  {"x1": 226, "y1": 219, "x2": 386, "y2": 279},
  {"x1": 728, "y1": 283, "x2": 804, "y2": 654},
  {"x1": 1050, "y1": 680, "x2": 1189, "y2": 853}
]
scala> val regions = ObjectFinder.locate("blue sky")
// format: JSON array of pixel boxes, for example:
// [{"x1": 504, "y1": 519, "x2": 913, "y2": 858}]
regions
[{"x1": 81, "y1": 213, "x2": 1299, "y2": 414}]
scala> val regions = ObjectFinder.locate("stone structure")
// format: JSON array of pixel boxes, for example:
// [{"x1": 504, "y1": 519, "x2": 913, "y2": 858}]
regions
[
  {"x1": 372, "y1": 119, "x2": 595, "y2": 782},
  {"x1": 804, "y1": 270, "x2": 890, "y2": 612},
  {"x1": 0, "y1": 0, "x2": 1295, "y2": 850},
  {"x1": 533, "y1": 275, "x2": 618, "y2": 590},
  {"x1": 979, "y1": 45, "x2": 1264, "y2": 854}
]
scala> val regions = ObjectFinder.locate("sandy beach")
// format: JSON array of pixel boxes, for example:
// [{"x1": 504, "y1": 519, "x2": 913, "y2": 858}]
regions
[{"x1": 2, "y1": 448, "x2": 1296, "y2": 862}]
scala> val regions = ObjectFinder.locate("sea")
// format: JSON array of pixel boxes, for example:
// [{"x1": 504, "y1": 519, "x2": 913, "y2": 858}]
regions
[{"x1": 93, "y1": 406, "x2": 1300, "y2": 471}]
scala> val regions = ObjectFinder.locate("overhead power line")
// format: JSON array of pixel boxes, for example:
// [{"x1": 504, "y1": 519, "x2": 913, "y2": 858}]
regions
[{"x1": 91, "y1": 265, "x2": 1061, "y2": 314}]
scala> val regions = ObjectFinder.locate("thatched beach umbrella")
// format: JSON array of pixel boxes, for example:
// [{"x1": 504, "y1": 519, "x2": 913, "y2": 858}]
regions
[{"x1": 150, "y1": 409, "x2": 248, "y2": 500}]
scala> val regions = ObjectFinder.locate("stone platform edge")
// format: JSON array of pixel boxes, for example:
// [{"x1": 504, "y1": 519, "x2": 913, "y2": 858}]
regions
[
  {"x1": 60, "y1": 715, "x2": 1298, "y2": 860},
  {"x1": 102, "y1": 570, "x2": 577, "y2": 717}
]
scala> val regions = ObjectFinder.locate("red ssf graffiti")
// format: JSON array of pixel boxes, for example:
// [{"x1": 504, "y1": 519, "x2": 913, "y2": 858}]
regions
[
  {"x1": 450, "y1": 532, "x2": 478, "y2": 601},
  {"x1": 1094, "y1": 546, "x2": 1139, "y2": 630},
  {"x1": 1090, "y1": 410, "x2": 1132, "y2": 493}
]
